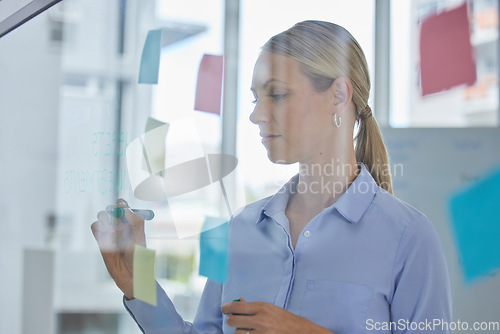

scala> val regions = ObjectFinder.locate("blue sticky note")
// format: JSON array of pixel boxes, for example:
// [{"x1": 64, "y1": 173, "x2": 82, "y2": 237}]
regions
[
  {"x1": 448, "y1": 166, "x2": 500, "y2": 283},
  {"x1": 199, "y1": 217, "x2": 230, "y2": 283},
  {"x1": 138, "y1": 29, "x2": 162, "y2": 84}
]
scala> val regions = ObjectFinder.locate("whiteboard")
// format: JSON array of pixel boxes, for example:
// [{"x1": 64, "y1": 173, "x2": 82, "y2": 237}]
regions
[
  {"x1": 0, "y1": 0, "x2": 61, "y2": 38},
  {"x1": 382, "y1": 127, "x2": 500, "y2": 329}
]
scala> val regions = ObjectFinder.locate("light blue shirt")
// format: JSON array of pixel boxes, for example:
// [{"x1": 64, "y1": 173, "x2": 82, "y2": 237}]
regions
[{"x1": 124, "y1": 164, "x2": 452, "y2": 334}]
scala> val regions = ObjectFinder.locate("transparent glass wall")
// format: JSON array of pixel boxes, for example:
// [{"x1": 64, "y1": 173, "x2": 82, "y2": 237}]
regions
[
  {"x1": 2, "y1": 1, "x2": 500, "y2": 334},
  {"x1": 0, "y1": 2, "x2": 376, "y2": 331},
  {"x1": 0, "y1": 0, "x2": 224, "y2": 332}
]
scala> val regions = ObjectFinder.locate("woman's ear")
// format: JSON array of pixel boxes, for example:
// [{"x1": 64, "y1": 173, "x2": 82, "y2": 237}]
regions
[{"x1": 331, "y1": 77, "x2": 353, "y2": 116}]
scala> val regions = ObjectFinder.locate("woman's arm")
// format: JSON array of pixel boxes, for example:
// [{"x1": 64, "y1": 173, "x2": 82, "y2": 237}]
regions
[
  {"x1": 123, "y1": 280, "x2": 223, "y2": 334},
  {"x1": 222, "y1": 298, "x2": 334, "y2": 334},
  {"x1": 91, "y1": 200, "x2": 223, "y2": 333},
  {"x1": 389, "y1": 216, "x2": 452, "y2": 334}
]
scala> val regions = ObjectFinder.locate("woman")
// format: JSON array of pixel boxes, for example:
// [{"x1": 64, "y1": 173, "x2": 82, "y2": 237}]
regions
[{"x1": 92, "y1": 21, "x2": 452, "y2": 334}]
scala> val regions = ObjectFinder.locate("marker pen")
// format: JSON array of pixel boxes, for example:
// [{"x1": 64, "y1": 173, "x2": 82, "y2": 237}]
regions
[
  {"x1": 107, "y1": 208, "x2": 155, "y2": 221},
  {"x1": 231, "y1": 298, "x2": 247, "y2": 316}
]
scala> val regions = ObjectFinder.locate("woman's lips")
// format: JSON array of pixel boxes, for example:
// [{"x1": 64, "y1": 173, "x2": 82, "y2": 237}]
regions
[{"x1": 261, "y1": 135, "x2": 280, "y2": 143}]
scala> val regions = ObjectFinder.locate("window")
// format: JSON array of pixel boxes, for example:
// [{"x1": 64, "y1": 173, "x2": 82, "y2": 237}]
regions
[{"x1": 390, "y1": 0, "x2": 499, "y2": 127}]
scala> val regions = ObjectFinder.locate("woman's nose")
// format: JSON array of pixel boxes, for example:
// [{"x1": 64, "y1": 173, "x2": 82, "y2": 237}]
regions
[{"x1": 249, "y1": 102, "x2": 270, "y2": 125}]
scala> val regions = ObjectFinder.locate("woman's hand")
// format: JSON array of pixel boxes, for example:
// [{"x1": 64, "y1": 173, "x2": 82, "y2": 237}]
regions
[
  {"x1": 221, "y1": 298, "x2": 334, "y2": 334},
  {"x1": 90, "y1": 199, "x2": 146, "y2": 300}
]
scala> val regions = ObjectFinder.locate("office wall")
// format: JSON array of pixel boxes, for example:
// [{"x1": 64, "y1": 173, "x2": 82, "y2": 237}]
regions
[{"x1": 384, "y1": 127, "x2": 500, "y2": 330}]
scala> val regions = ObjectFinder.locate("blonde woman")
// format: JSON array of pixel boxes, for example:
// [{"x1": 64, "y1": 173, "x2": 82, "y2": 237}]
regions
[{"x1": 92, "y1": 21, "x2": 452, "y2": 334}]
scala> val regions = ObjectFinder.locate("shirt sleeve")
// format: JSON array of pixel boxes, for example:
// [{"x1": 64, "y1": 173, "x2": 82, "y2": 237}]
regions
[
  {"x1": 389, "y1": 216, "x2": 452, "y2": 334},
  {"x1": 123, "y1": 280, "x2": 223, "y2": 334}
]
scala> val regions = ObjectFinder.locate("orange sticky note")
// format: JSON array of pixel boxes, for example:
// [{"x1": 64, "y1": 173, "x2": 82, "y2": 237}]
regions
[
  {"x1": 194, "y1": 54, "x2": 224, "y2": 115},
  {"x1": 419, "y1": 3, "x2": 476, "y2": 96}
]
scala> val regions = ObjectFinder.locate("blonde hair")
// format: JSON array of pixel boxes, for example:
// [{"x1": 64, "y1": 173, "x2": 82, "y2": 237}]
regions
[{"x1": 262, "y1": 20, "x2": 393, "y2": 194}]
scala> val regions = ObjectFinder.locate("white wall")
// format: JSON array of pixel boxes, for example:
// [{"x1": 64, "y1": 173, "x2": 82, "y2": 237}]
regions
[{"x1": 0, "y1": 8, "x2": 62, "y2": 333}]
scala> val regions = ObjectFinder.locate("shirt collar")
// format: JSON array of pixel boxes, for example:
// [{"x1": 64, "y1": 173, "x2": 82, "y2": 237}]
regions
[
  {"x1": 256, "y1": 173, "x2": 298, "y2": 224},
  {"x1": 332, "y1": 163, "x2": 378, "y2": 224},
  {"x1": 256, "y1": 163, "x2": 378, "y2": 225}
]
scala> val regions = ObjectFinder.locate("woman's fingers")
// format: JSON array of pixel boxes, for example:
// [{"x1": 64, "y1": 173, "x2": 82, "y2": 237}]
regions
[
  {"x1": 234, "y1": 330, "x2": 255, "y2": 334},
  {"x1": 92, "y1": 204, "x2": 139, "y2": 252},
  {"x1": 91, "y1": 218, "x2": 118, "y2": 252},
  {"x1": 90, "y1": 199, "x2": 139, "y2": 298},
  {"x1": 222, "y1": 299, "x2": 254, "y2": 315},
  {"x1": 97, "y1": 210, "x2": 112, "y2": 225},
  {"x1": 105, "y1": 199, "x2": 145, "y2": 229},
  {"x1": 92, "y1": 208, "x2": 129, "y2": 252},
  {"x1": 226, "y1": 315, "x2": 256, "y2": 331},
  {"x1": 91, "y1": 199, "x2": 147, "y2": 253},
  {"x1": 105, "y1": 199, "x2": 128, "y2": 225},
  {"x1": 123, "y1": 207, "x2": 145, "y2": 229}
]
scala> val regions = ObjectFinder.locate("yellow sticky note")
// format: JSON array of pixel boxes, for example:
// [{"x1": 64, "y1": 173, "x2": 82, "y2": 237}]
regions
[{"x1": 133, "y1": 245, "x2": 157, "y2": 306}]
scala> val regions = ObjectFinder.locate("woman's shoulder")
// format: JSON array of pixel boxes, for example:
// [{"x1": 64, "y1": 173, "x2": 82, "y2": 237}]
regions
[
  {"x1": 369, "y1": 187, "x2": 435, "y2": 235},
  {"x1": 374, "y1": 187, "x2": 425, "y2": 217}
]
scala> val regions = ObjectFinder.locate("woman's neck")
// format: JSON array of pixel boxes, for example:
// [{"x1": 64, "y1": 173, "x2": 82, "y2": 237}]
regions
[{"x1": 293, "y1": 154, "x2": 359, "y2": 214}]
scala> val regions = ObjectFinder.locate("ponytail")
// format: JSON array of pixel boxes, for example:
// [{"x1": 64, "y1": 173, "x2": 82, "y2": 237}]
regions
[{"x1": 355, "y1": 106, "x2": 393, "y2": 194}]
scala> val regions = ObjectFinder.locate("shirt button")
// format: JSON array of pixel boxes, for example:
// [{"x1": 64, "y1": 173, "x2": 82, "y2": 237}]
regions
[{"x1": 304, "y1": 230, "x2": 311, "y2": 238}]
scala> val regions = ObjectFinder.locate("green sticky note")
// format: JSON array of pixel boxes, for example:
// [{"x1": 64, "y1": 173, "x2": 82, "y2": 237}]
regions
[
  {"x1": 138, "y1": 29, "x2": 162, "y2": 84},
  {"x1": 142, "y1": 117, "x2": 169, "y2": 174},
  {"x1": 133, "y1": 245, "x2": 157, "y2": 306}
]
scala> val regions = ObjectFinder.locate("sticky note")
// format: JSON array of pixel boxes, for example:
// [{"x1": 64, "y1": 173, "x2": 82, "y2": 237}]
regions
[
  {"x1": 448, "y1": 166, "x2": 500, "y2": 283},
  {"x1": 138, "y1": 29, "x2": 162, "y2": 84},
  {"x1": 419, "y1": 3, "x2": 476, "y2": 96},
  {"x1": 133, "y1": 245, "x2": 157, "y2": 306},
  {"x1": 141, "y1": 117, "x2": 169, "y2": 174},
  {"x1": 126, "y1": 117, "x2": 206, "y2": 202},
  {"x1": 199, "y1": 217, "x2": 229, "y2": 283},
  {"x1": 194, "y1": 54, "x2": 224, "y2": 114}
]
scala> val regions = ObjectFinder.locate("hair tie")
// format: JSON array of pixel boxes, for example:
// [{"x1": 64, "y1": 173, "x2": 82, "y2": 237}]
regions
[{"x1": 360, "y1": 105, "x2": 372, "y2": 120}]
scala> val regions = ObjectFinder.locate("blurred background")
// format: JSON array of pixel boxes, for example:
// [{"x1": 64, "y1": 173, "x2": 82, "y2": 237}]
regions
[{"x1": 0, "y1": 0, "x2": 499, "y2": 333}]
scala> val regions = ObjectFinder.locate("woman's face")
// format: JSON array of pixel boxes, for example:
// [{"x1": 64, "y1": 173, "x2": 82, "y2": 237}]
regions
[{"x1": 250, "y1": 52, "x2": 335, "y2": 164}]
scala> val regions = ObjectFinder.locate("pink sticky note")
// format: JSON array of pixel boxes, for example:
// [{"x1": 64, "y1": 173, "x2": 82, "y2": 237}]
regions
[
  {"x1": 194, "y1": 54, "x2": 224, "y2": 115},
  {"x1": 419, "y1": 3, "x2": 477, "y2": 96}
]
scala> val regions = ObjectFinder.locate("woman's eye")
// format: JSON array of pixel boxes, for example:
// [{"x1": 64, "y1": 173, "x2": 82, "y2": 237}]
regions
[{"x1": 270, "y1": 93, "x2": 287, "y2": 101}]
